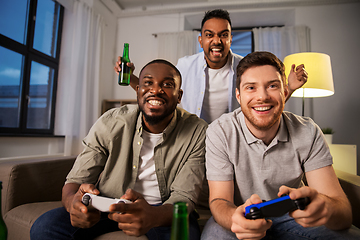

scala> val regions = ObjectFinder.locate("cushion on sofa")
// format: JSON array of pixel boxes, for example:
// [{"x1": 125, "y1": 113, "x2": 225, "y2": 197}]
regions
[
  {"x1": 335, "y1": 169, "x2": 360, "y2": 228},
  {"x1": 4, "y1": 201, "x2": 62, "y2": 240},
  {"x1": 3, "y1": 201, "x2": 148, "y2": 240},
  {"x1": 94, "y1": 231, "x2": 148, "y2": 240},
  {"x1": 0, "y1": 156, "x2": 76, "y2": 215}
]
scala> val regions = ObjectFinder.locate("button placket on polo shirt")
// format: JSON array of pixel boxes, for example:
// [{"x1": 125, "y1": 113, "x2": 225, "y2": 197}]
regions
[
  {"x1": 256, "y1": 140, "x2": 270, "y2": 170},
  {"x1": 262, "y1": 139, "x2": 279, "y2": 170}
]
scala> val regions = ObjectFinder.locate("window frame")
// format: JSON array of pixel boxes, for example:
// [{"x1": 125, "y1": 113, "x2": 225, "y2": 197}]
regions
[{"x1": 0, "y1": 0, "x2": 64, "y2": 136}]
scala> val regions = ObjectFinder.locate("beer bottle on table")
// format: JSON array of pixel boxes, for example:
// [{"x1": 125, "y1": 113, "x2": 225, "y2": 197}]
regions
[
  {"x1": 118, "y1": 43, "x2": 131, "y2": 86},
  {"x1": 0, "y1": 182, "x2": 8, "y2": 240},
  {"x1": 170, "y1": 202, "x2": 189, "y2": 240}
]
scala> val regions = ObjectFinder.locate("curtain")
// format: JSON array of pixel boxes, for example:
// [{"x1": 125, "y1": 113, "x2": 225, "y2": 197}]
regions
[
  {"x1": 55, "y1": 1, "x2": 104, "y2": 156},
  {"x1": 157, "y1": 31, "x2": 199, "y2": 65},
  {"x1": 253, "y1": 26, "x2": 310, "y2": 61}
]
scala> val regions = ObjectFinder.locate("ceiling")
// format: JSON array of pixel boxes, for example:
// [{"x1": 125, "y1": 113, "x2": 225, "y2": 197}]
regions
[
  {"x1": 114, "y1": 0, "x2": 211, "y2": 9},
  {"x1": 100, "y1": 0, "x2": 359, "y2": 18}
]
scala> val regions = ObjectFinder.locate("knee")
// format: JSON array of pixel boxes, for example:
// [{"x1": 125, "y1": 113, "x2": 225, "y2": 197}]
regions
[
  {"x1": 201, "y1": 216, "x2": 236, "y2": 240},
  {"x1": 30, "y1": 211, "x2": 51, "y2": 240},
  {"x1": 201, "y1": 216, "x2": 217, "y2": 240},
  {"x1": 30, "y1": 207, "x2": 70, "y2": 240}
]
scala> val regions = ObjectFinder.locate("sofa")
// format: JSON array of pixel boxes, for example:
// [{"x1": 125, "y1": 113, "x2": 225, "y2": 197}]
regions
[
  {"x1": 1, "y1": 155, "x2": 359, "y2": 240},
  {"x1": 0, "y1": 155, "x2": 211, "y2": 240}
]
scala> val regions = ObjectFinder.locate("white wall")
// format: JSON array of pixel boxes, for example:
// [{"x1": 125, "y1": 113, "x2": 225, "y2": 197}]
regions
[
  {"x1": 113, "y1": 2, "x2": 360, "y2": 174},
  {"x1": 0, "y1": 137, "x2": 65, "y2": 160},
  {"x1": 113, "y1": 13, "x2": 186, "y2": 100}
]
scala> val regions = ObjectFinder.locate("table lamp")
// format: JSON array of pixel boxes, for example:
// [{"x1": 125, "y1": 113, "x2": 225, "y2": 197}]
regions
[{"x1": 283, "y1": 52, "x2": 335, "y2": 116}]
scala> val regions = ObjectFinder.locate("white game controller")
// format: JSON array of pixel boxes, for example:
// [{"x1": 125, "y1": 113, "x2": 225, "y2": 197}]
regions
[{"x1": 81, "y1": 193, "x2": 132, "y2": 212}]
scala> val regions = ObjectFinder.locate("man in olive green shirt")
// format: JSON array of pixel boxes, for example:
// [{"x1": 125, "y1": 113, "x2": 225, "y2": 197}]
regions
[{"x1": 30, "y1": 59, "x2": 207, "y2": 240}]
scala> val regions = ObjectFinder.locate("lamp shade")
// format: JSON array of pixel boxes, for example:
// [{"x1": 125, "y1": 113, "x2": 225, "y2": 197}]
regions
[{"x1": 283, "y1": 52, "x2": 334, "y2": 98}]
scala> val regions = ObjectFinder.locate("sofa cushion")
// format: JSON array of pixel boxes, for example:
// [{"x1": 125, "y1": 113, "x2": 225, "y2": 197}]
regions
[
  {"x1": 3, "y1": 201, "x2": 148, "y2": 240},
  {"x1": 4, "y1": 201, "x2": 62, "y2": 240},
  {"x1": 0, "y1": 156, "x2": 76, "y2": 215},
  {"x1": 335, "y1": 169, "x2": 360, "y2": 229},
  {"x1": 94, "y1": 231, "x2": 148, "y2": 240}
]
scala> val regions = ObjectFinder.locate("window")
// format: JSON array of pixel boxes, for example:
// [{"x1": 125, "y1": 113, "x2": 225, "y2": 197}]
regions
[
  {"x1": 230, "y1": 30, "x2": 253, "y2": 57},
  {"x1": 0, "y1": 0, "x2": 64, "y2": 135}
]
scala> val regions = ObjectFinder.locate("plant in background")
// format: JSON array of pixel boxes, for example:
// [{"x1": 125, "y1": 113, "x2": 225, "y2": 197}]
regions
[{"x1": 322, "y1": 127, "x2": 334, "y2": 134}]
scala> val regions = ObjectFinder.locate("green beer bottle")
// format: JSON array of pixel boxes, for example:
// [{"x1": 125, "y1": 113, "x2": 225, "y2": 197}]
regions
[
  {"x1": 118, "y1": 43, "x2": 131, "y2": 86},
  {"x1": 170, "y1": 202, "x2": 189, "y2": 240},
  {"x1": 0, "y1": 182, "x2": 8, "y2": 240}
]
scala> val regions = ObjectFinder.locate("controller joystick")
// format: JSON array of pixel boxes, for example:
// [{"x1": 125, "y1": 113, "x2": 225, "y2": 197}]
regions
[
  {"x1": 294, "y1": 197, "x2": 310, "y2": 210},
  {"x1": 82, "y1": 194, "x2": 91, "y2": 206}
]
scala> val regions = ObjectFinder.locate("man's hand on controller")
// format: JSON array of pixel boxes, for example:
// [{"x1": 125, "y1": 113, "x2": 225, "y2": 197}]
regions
[
  {"x1": 108, "y1": 189, "x2": 156, "y2": 237},
  {"x1": 231, "y1": 194, "x2": 272, "y2": 240},
  {"x1": 70, "y1": 183, "x2": 101, "y2": 228},
  {"x1": 278, "y1": 185, "x2": 330, "y2": 228}
]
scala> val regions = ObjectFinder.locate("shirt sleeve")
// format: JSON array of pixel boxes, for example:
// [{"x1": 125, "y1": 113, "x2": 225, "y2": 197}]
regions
[
  {"x1": 65, "y1": 112, "x2": 111, "y2": 185},
  {"x1": 302, "y1": 122, "x2": 333, "y2": 172},
  {"x1": 205, "y1": 121, "x2": 234, "y2": 181},
  {"x1": 284, "y1": 113, "x2": 333, "y2": 173}
]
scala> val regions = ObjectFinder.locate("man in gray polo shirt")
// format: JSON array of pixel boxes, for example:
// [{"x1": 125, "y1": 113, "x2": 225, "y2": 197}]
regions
[{"x1": 201, "y1": 51, "x2": 360, "y2": 239}]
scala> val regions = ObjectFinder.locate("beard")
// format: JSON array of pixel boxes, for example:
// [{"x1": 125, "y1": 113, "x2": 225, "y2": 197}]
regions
[
  {"x1": 139, "y1": 98, "x2": 177, "y2": 126},
  {"x1": 242, "y1": 102, "x2": 284, "y2": 131},
  {"x1": 141, "y1": 109, "x2": 173, "y2": 125}
]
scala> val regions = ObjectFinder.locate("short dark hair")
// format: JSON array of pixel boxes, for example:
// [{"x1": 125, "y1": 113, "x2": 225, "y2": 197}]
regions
[
  {"x1": 236, "y1": 51, "x2": 286, "y2": 89},
  {"x1": 201, "y1": 9, "x2": 232, "y2": 31},
  {"x1": 139, "y1": 59, "x2": 182, "y2": 87}
]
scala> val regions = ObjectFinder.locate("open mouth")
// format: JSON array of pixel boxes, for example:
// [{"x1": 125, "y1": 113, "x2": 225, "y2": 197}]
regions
[
  {"x1": 147, "y1": 99, "x2": 163, "y2": 106},
  {"x1": 210, "y1": 47, "x2": 223, "y2": 57},
  {"x1": 253, "y1": 106, "x2": 272, "y2": 112},
  {"x1": 145, "y1": 97, "x2": 166, "y2": 109}
]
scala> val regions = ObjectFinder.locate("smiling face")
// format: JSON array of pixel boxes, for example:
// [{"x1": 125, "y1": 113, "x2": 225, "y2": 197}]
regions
[
  {"x1": 136, "y1": 62, "x2": 183, "y2": 132},
  {"x1": 236, "y1": 65, "x2": 288, "y2": 135},
  {"x1": 198, "y1": 17, "x2": 232, "y2": 69}
]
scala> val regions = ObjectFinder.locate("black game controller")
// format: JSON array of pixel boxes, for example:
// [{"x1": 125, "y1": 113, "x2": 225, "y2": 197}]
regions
[{"x1": 245, "y1": 195, "x2": 310, "y2": 219}]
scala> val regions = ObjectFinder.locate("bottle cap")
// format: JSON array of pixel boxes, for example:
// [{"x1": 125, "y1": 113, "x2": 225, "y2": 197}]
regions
[{"x1": 173, "y1": 202, "x2": 187, "y2": 215}]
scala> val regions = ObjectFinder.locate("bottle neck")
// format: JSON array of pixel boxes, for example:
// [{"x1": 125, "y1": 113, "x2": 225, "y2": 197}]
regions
[
  {"x1": 173, "y1": 202, "x2": 187, "y2": 216},
  {"x1": 123, "y1": 44, "x2": 130, "y2": 62},
  {"x1": 170, "y1": 202, "x2": 189, "y2": 240}
]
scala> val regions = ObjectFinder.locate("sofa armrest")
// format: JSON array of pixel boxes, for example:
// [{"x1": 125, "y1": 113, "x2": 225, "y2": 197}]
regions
[
  {"x1": 0, "y1": 155, "x2": 76, "y2": 215},
  {"x1": 335, "y1": 169, "x2": 360, "y2": 229}
]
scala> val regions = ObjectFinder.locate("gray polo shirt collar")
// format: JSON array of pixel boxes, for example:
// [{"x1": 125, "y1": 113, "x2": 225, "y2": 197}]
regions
[{"x1": 238, "y1": 110, "x2": 289, "y2": 145}]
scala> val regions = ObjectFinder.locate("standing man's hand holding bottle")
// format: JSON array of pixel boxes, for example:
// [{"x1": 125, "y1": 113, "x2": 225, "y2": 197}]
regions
[
  {"x1": 118, "y1": 43, "x2": 132, "y2": 86},
  {"x1": 114, "y1": 47, "x2": 138, "y2": 90}
]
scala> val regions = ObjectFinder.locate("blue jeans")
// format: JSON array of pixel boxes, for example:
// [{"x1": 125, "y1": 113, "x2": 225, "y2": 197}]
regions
[
  {"x1": 30, "y1": 207, "x2": 200, "y2": 240},
  {"x1": 201, "y1": 214, "x2": 360, "y2": 240}
]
